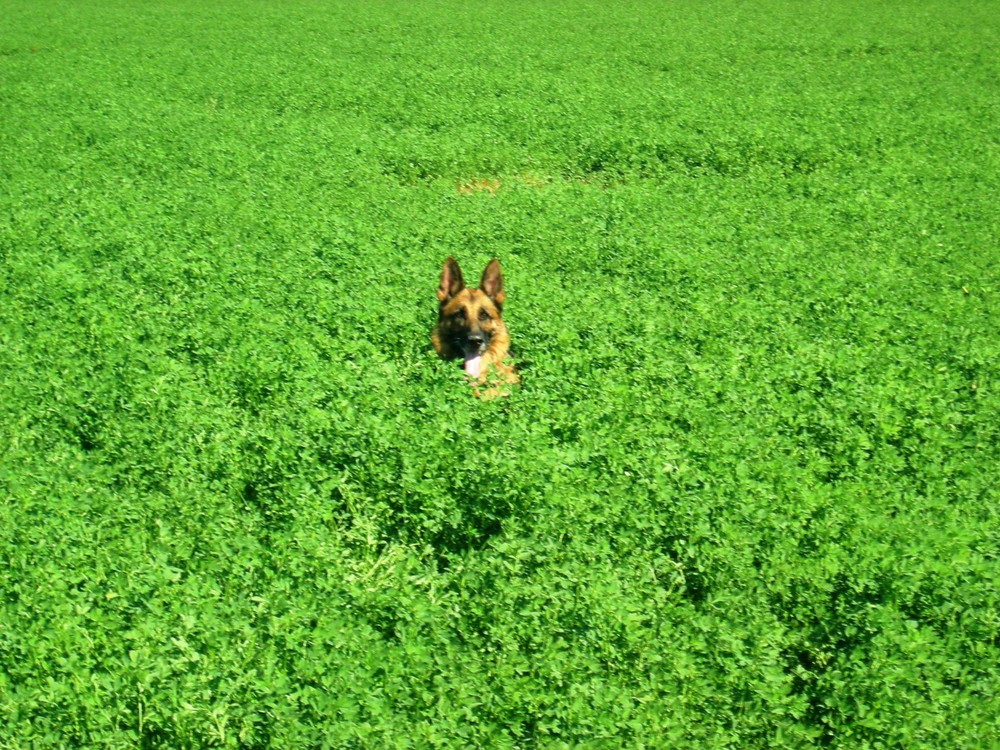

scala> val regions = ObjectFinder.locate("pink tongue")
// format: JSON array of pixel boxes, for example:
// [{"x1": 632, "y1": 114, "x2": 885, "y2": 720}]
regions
[{"x1": 464, "y1": 354, "x2": 482, "y2": 378}]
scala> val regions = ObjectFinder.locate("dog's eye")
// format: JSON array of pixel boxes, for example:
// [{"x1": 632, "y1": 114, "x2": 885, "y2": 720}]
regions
[
  {"x1": 451, "y1": 309, "x2": 466, "y2": 321},
  {"x1": 478, "y1": 309, "x2": 492, "y2": 322}
]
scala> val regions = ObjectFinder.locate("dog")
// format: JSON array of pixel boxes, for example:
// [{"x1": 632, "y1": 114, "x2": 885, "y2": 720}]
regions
[{"x1": 432, "y1": 257, "x2": 519, "y2": 396}]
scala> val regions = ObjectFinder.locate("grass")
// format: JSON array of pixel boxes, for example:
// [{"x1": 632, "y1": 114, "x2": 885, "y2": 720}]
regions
[{"x1": 1, "y1": 0, "x2": 999, "y2": 746}]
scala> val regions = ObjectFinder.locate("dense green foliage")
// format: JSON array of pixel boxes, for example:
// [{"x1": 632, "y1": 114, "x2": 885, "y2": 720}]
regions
[{"x1": 2, "y1": 0, "x2": 998, "y2": 746}]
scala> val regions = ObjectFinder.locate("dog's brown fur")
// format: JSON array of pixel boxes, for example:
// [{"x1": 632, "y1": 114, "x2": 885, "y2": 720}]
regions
[{"x1": 432, "y1": 257, "x2": 518, "y2": 397}]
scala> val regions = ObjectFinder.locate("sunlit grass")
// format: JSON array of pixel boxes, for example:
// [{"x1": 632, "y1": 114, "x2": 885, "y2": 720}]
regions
[{"x1": 1, "y1": 0, "x2": 998, "y2": 746}]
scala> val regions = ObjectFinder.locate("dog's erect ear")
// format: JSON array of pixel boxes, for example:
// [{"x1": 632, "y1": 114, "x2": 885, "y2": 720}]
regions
[
  {"x1": 437, "y1": 257, "x2": 465, "y2": 302},
  {"x1": 479, "y1": 259, "x2": 505, "y2": 307}
]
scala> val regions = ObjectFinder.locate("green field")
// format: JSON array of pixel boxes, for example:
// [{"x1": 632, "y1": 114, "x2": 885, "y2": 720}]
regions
[{"x1": 2, "y1": 0, "x2": 999, "y2": 746}]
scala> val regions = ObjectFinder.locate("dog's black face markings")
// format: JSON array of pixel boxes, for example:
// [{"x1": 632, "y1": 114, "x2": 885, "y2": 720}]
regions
[{"x1": 439, "y1": 288, "x2": 501, "y2": 357}]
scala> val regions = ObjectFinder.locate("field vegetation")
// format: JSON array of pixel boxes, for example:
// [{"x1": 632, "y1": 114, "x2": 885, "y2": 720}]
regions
[{"x1": 1, "y1": 0, "x2": 998, "y2": 746}]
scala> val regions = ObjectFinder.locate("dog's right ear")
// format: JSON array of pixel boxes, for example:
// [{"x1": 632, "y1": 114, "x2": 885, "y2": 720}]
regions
[
  {"x1": 479, "y1": 258, "x2": 505, "y2": 308},
  {"x1": 437, "y1": 257, "x2": 465, "y2": 302}
]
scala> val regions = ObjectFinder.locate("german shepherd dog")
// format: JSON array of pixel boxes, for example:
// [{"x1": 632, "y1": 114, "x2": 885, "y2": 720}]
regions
[{"x1": 432, "y1": 257, "x2": 518, "y2": 396}]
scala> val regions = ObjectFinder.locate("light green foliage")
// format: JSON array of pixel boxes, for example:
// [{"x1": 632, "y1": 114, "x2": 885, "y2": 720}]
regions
[{"x1": 1, "y1": 0, "x2": 998, "y2": 746}]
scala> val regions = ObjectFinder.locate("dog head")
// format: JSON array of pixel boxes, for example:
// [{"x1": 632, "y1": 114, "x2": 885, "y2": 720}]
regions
[{"x1": 434, "y1": 257, "x2": 506, "y2": 377}]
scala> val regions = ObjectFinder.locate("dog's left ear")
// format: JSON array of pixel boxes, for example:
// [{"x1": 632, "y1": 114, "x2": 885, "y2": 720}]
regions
[
  {"x1": 437, "y1": 257, "x2": 465, "y2": 302},
  {"x1": 479, "y1": 259, "x2": 505, "y2": 308}
]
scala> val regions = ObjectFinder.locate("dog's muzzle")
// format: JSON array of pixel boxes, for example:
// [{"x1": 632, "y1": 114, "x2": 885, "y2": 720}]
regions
[
  {"x1": 460, "y1": 333, "x2": 488, "y2": 377},
  {"x1": 464, "y1": 332, "x2": 487, "y2": 354}
]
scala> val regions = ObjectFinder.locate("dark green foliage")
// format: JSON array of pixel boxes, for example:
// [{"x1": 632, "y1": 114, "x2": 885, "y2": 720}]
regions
[{"x1": 2, "y1": 0, "x2": 998, "y2": 746}]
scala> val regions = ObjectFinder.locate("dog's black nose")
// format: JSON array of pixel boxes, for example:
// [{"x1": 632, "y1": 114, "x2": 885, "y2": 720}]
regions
[{"x1": 468, "y1": 332, "x2": 485, "y2": 345}]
